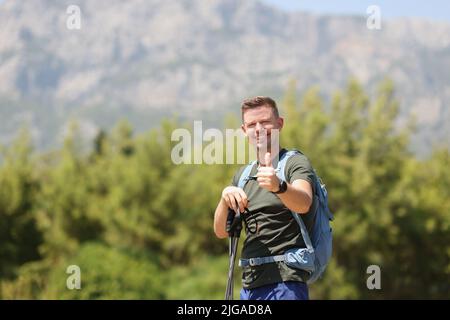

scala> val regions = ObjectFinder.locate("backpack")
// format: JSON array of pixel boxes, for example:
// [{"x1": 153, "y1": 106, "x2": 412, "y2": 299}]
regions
[{"x1": 237, "y1": 150, "x2": 333, "y2": 284}]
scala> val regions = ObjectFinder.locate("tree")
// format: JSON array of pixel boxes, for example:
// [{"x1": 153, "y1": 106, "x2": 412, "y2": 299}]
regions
[{"x1": 0, "y1": 129, "x2": 42, "y2": 280}]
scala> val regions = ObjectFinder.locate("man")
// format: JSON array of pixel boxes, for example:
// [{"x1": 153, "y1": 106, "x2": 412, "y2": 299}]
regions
[{"x1": 213, "y1": 96, "x2": 316, "y2": 300}]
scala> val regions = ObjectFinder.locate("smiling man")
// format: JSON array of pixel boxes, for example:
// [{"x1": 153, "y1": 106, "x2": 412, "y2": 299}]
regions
[{"x1": 214, "y1": 96, "x2": 317, "y2": 300}]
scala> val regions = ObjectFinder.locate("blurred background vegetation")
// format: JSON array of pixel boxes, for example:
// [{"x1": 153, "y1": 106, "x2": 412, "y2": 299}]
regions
[{"x1": 0, "y1": 79, "x2": 449, "y2": 299}]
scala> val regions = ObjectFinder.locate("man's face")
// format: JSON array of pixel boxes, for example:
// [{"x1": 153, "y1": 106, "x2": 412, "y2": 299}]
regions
[{"x1": 241, "y1": 105, "x2": 284, "y2": 149}]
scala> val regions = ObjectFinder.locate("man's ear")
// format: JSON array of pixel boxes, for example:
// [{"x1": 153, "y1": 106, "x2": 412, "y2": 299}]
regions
[{"x1": 277, "y1": 117, "x2": 284, "y2": 130}]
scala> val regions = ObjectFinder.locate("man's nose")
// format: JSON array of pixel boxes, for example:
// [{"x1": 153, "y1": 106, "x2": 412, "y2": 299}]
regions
[{"x1": 255, "y1": 122, "x2": 263, "y2": 133}]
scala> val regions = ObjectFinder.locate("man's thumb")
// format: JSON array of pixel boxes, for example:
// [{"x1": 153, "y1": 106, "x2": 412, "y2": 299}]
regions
[{"x1": 264, "y1": 152, "x2": 272, "y2": 167}]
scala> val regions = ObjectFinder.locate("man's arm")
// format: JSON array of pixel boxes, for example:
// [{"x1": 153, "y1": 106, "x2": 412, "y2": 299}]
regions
[
  {"x1": 214, "y1": 186, "x2": 248, "y2": 239},
  {"x1": 257, "y1": 152, "x2": 313, "y2": 214},
  {"x1": 277, "y1": 179, "x2": 313, "y2": 214},
  {"x1": 214, "y1": 198, "x2": 230, "y2": 239}
]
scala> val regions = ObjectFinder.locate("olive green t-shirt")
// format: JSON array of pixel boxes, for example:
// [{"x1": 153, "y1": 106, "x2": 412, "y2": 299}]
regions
[{"x1": 231, "y1": 149, "x2": 317, "y2": 289}]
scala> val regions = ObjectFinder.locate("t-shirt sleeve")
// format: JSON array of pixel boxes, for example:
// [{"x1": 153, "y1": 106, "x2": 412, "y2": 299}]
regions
[
  {"x1": 285, "y1": 153, "x2": 315, "y2": 187},
  {"x1": 231, "y1": 171, "x2": 238, "y2": 187}
]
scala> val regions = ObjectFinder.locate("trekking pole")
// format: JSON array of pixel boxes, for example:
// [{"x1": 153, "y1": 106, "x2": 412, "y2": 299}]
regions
[{"x1": 225, "y1": 205, "x2": 242, "y2": 300}]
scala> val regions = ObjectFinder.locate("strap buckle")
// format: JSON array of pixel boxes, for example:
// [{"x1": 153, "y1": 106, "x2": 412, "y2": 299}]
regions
[{"x1": 248, "y1": 258, "x2": 257, "y2": 266}]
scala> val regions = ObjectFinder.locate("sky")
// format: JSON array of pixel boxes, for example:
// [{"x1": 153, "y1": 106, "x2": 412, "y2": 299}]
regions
[
  {"x1": 261, "y1": 0, "x2": 450, "y2": 22},
  {"x1": 1, "y1": 0, "x2": 449, "y2": 22}
]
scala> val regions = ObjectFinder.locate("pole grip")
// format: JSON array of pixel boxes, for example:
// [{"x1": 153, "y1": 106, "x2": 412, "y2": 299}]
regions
[
  {"x1": 226, "y1": 206, "x2": 243, "y2": 238},
  {"x1": 226, "y1": 208, "x2": 235, "y2": 235}
]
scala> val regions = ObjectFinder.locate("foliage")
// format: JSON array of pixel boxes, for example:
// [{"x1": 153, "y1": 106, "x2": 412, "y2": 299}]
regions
[{"x1": 1, "y1": 80, "x2": 448, "y2": 299}]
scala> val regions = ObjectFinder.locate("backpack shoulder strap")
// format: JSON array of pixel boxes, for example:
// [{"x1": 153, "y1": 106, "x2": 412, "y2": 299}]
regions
[
  {"x1": 276, "y1": 150, "x2": 299, "y2": 182},
  {"x1": 237, "y1": 160, "x2": 257, "y2": 190},
  {"x1": 276, "y1": 149, "x2": 314, "y2": 254}
]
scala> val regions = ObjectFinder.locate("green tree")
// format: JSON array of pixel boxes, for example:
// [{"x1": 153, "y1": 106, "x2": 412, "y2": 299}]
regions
[
  {"x1": 2, "y1": 80, "x2": 449, "y2": 299},
  {"x1": 0, "y1": 129, "x2": 42, "y2": 280}
]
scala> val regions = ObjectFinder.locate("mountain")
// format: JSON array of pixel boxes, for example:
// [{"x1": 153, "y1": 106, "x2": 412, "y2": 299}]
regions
[{"x1": 0, "y1": 0, "x2": 449, "y2": 154}]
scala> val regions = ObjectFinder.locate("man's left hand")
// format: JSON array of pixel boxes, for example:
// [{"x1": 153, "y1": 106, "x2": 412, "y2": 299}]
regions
[{"x1": 257, "y1": 152, "x2": 280, "y2": 192}]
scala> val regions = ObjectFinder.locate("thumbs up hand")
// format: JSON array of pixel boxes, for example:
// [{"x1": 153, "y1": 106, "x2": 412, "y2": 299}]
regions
[{"x1": 257, "y1": 152, "x2": 280, "y2": 192}]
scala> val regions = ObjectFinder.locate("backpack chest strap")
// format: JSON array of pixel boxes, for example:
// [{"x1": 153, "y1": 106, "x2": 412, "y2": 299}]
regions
[
  {"x1": 238, "y1": 247, "x2": 316, "y2": 275},
  {"x1": 239, "y1": 255, "x2": 286, "y2": 267}
]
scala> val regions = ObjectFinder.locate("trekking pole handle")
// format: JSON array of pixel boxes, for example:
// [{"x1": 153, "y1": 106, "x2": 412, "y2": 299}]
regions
[
  {"x1": 226, "y1": 204, "x2": 242, "y2": 238},
  {"x1": 226, "y1": 208, "x2": 235, "y2": 235}
]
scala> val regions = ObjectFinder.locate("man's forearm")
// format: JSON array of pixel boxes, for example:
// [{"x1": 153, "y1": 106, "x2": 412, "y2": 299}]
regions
[
  {"x1": 214, "y1": 198, "x2": 229, "y2": 239},
  {"x1": 277, "y1": 183, "x2": 312, "y2": 214}
]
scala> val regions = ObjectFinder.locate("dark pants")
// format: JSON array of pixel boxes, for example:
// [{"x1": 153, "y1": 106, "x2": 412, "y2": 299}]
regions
[{"x1": 240, "y1": 281, "x2": 309, "y2": 300}]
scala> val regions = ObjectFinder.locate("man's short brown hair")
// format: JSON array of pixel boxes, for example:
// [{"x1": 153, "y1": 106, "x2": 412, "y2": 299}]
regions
[{"x1": 241, "y1": 96, "x2": 279, "y2": 122}]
